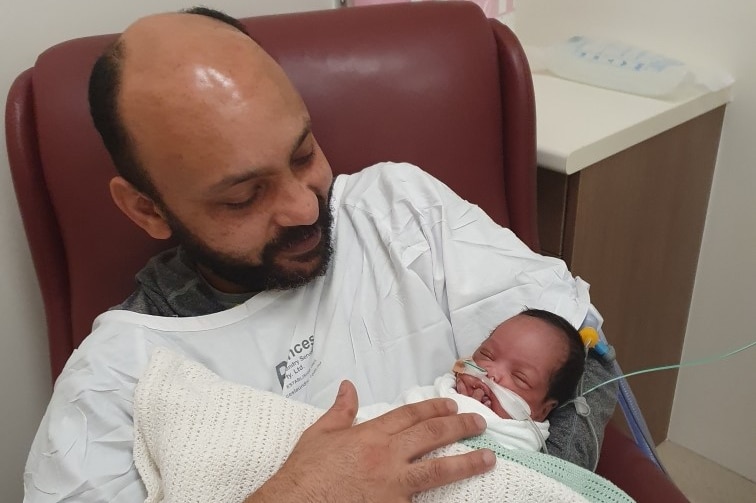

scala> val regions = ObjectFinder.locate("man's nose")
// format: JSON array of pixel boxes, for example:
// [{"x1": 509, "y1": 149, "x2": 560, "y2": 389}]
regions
[{"x1": 274, "y1": 177, "x2": 319, "y2": 227}]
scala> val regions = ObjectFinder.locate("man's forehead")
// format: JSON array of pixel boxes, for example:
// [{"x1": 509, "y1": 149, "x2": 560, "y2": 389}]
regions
[
  {"x1": 120, "y1": 12, "x2": 263, "y2": 76},
  {"x1": 114, "y1": 10, "x2": 311, "y2": 186},
  {"x1": 122, "y1": 12, "x2": 247, "y2": 45},
  {"x1": 117, "y1": 11, "x2": 297, "y2": 136}
]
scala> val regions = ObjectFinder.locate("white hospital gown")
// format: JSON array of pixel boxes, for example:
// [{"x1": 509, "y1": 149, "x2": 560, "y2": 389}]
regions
[{"x1": 24, "y1": 163, "x2": 592, "y2": 502}]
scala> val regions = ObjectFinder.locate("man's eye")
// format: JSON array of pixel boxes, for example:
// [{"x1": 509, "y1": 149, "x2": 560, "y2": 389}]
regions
[
  {"x1": 225, "y1": 198, "x2": 255, "y2": 210},
  {"x1": 224, "y1": 187, "x2": 262, "y2": 210},
  {"x1": 293, "y1": 150, "x2": 315, "y2": 167}
]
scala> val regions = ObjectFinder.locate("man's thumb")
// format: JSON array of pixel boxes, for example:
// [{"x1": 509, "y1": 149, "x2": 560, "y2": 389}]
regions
[{"x1": 313, "y1": 380, "x2": 359, "y2": 433}]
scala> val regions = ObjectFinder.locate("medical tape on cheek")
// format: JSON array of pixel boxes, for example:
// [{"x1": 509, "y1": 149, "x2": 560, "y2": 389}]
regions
[{"x1": 453, "y1": 359, "x2": 532, "y2": 421}]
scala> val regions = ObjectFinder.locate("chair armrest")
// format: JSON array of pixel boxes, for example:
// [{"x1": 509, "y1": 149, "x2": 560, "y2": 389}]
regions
[{"x1": 596, "y1": 423, "x2": 689, "y2": 502}]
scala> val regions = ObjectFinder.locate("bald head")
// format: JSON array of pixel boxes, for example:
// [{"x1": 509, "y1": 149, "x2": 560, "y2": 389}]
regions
[
  {"x1": 119, "y1": 10, "x2": 261, "y2": 89},
  {"x1": 89, "y1": 8, "x2": 305, "y2": 200}
]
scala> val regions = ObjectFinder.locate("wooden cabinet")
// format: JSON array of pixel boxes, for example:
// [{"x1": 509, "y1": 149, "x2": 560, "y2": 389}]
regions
[{"x1": 537, "y1": 106, "x2": 726, "y2": 443}]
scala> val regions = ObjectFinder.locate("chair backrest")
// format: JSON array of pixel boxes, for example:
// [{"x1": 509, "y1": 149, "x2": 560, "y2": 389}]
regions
[{"x1": 6, "y1": 1, "x2": 536, "y2": 379}]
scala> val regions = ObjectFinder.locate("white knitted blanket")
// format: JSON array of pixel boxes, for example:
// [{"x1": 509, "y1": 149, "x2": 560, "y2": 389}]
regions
[{"x1": 133, "y1": 349, "x2": 626, "y2": 503}]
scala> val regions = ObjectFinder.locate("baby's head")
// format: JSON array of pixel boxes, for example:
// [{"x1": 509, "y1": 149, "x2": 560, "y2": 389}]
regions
[{"x1": 455, "y1": 309, "x2": 585, "y2": 422}]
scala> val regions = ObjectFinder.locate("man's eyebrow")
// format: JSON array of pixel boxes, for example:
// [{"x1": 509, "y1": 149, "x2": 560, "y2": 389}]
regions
[{"x1": 206, "y1": 121, "x2": 313, "y2": 195}]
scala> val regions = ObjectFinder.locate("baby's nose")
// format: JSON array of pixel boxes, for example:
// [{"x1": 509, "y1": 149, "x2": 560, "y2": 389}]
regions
[{"x1": 489, "y1": 372, "x2": 512, "y2": 388}]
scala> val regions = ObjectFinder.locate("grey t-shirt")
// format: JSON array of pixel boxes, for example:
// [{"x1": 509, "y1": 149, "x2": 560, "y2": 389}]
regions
[{"x1": 114, "y1": 247, "x2": 254, "y2": 315}]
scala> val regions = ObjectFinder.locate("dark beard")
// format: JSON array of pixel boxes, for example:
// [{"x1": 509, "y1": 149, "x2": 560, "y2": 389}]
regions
[{"x1": 162, "y1": 191, "x2": 334, "y2": 292}]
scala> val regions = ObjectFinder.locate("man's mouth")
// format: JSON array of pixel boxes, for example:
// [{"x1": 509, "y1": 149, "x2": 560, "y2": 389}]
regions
[{"x1": 276, "y1": 226, "x2": 322, "y2": 259}]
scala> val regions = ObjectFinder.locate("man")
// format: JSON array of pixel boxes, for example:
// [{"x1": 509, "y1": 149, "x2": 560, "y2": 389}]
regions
[{"x1": 24, "y1": 7, "x2": 616, "y2": 502}]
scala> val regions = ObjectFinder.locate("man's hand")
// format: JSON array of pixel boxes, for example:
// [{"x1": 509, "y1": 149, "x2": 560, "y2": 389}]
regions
[{"x1": 248, "y1": 380, "x2": 495, "y2": 502}]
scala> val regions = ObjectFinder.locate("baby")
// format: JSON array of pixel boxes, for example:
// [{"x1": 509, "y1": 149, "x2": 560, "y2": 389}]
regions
[
  {"x1": 358, "y1": 308, "x2": 586, "y2": 451},
  {"x1": 133, "y1": 313, "x2": 631, "y2": 503}
]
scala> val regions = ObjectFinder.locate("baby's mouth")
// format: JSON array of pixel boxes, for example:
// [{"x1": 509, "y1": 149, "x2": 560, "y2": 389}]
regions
[
  {"x1": 474, "y1": 379, "x2": 500, "y2": 411},
  {"x1": 456, "y1": 360, "x2": 533, "y2": 421}
]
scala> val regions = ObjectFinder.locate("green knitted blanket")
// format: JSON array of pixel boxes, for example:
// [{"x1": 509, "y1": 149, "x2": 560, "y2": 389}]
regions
[{"x1": 462, "y1": 434, "x2": 635, "y2": 503}]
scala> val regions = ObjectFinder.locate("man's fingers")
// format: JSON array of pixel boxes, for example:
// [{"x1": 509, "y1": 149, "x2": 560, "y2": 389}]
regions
[
  {"x1": 364, "y1": 398, "x2": 458, "y2": 435},
  {"x1": 281, "y1": 392, "x2": 492, "y2": 501},
  {"x1": 392, "y1": 412, "x2": 487, "y2": 460},
  {"x1": 308, "y1": 380, "x2": 359, "y2": 434},
  {"x1": 400, "y1": 449, "x2": 496, "y2": 493}
]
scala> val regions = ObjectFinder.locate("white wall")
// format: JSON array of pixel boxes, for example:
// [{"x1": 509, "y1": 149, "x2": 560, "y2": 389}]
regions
[
  {"x1": 517, "y1": 0, "x2": 756, "y2": 483},
  {"x1": 0, "y1": 1, "x2": 335, "y2": 500}
]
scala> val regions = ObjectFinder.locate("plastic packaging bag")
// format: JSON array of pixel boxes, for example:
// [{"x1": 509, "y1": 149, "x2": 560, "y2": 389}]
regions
[{"x1": 544, "y1": 36, "x2": 693, "y2": 97}]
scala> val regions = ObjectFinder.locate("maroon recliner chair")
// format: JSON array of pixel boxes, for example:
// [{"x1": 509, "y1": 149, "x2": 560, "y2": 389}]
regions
[{"x1": 6, "y1": 2, "x2": 687, "y2": 501}]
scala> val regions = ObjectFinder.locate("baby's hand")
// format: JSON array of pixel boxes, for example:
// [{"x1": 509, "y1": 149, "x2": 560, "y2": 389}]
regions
[
  {"x1": 455, "y1": 374, "x2": 511, "y2": 419},
  {"x1": 455, "y1": 374, "x2": 489, "y2": 405}
]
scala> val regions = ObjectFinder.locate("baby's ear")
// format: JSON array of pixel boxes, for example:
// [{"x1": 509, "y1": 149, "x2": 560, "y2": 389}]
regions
[
  {"x1": 535, "y1": 398, "x2": 559, "y2": 422},
  {"x1": 546, "y1": 399, "x2": 559, "y2": 414}
]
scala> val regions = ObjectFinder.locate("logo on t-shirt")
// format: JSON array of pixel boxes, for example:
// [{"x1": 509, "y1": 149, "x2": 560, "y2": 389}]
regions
[{"x1": 276, "y1": 335, "x2": 319, "y2": 398}]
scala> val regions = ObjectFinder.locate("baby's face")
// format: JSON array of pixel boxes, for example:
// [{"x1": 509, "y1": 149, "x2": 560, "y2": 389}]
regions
[{"x1": 455, "y1": 314, "x2": 567, "y2": 422}]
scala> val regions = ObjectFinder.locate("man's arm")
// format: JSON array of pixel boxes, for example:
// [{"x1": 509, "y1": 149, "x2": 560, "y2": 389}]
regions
[
  {"x1": 247, "y1": 381, "x2": 495, "y2": 503},
  {"x1": 370, "y1": 164, "x2": 617, "y2": 470},
  {"x1": 419, "y1": 160, "x2": 620, "y2": 469}
]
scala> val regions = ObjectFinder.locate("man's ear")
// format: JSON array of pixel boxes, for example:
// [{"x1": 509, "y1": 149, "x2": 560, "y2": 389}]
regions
[{"x1": 109, "y1": 176, "x2": 172, "y2": 240}]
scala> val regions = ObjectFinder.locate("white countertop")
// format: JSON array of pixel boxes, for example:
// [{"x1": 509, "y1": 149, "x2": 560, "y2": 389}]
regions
[{"x1": 533, "y1": 73, "x2": 733, "y2": 174}]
